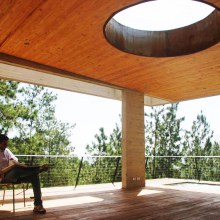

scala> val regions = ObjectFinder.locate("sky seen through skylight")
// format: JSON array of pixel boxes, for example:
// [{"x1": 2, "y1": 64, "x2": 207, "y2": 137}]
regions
[{"x1": 114, "y1": 0, "x2": 215, "y2": 31}]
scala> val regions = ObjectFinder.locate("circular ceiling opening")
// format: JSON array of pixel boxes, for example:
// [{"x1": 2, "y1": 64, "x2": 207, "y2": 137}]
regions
[
  {"x1": 104, "y1": 0, "x2": 220, "y2": 57},
  {"x1": 113, "y1": 0, "x2": 215, "y2": 31}
]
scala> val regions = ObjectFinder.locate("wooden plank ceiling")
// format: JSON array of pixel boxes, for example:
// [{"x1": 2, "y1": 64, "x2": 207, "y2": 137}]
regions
[{"x1": 0, "y1": 0, "x2": 219, "y2": 103}]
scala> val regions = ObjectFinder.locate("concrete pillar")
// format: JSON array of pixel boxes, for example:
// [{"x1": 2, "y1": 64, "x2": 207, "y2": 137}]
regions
[{"x1": 122, "y1": 89, "x2": 145, "y2": 189}]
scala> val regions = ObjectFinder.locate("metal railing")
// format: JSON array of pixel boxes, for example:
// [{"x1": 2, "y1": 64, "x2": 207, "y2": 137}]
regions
[
  {"x1": 16, "y1": 155, "x2": 122, "y2": 187},
  {"x1": 10, "y1": 155, "x2": 220, "y2": 187},
  {"x1": 145, "y1": 156, "x2": 220, "y2": 182}
]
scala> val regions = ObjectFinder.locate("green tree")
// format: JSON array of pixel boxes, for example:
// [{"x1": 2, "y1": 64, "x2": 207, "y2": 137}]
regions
[
  {"x1": 108, "y1": 123, "x2": 121, "y2": 155},
  {"x1": 0, "y1": 80, "x2": 27, "y2": 133},
  {"x1": 86, "y1": 127, "x2": 109, "y2": 183},
  {"x1": 145, "y1": 103, "x2": 185, "y2": 178},
  {"x1": 86, "y1": 127, "x2": 108, "y2": 156},
  {"x1": 85, "y1": 121, "x2": 122, "y2": 184},
  {"x1": 0, "y1": 81, "x2": 75, "y2": 186},
  {"x1": 159, "y1": 103, "x2": 185, "y2": 177},
  {"x1": 208, "y1": 141, "x2": 220, "y2": 181},
  {"x1": 11, "y1": 85, "x2": 50, "y2": 155},
  {"x1": 145, "y1": 106, "x2": 165, "y2": 178},
  {"x1": 107, "y1": 123, "x2": 122, "y2": 183},
  {"x1": 10, "y1": 84, "x2": 75, "y2": 156},
  {"x1": 183, "y1": 112, "x2": 213, "y2": 180}
]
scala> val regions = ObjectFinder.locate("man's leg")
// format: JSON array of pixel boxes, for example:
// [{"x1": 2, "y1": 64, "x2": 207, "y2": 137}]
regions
[
  {"x1": 2, "y1": 167, "x2": 46, "y2": 213},
  {"x1": 21, "y1": 173, "x2": 42, "y2": 206},
  {"x1": 2, "y1": 167, "x2": 37, "y2": 183}
]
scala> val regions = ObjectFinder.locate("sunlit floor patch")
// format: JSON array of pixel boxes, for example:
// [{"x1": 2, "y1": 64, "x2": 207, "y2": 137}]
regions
[
  {"x1": 166, "y1": 182, "x2": 220, "y2": 194},
  {"x1": 137, "y1": 189, "x2": 163, "y2": 196},
  {"x1": 44, "y1": 196, "x2": 104, "y2": 208}
]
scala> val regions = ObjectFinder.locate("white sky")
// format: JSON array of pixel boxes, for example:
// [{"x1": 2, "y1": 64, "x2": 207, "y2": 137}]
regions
[
  {"x1": 114, "y1": 0, "x2": 214, "y2": 31},
  {"x1": 51, "y1": 88, "x2": 220, "y2": 155},
  {"x1": 51, "y1": 89, "x2": 121, "y2": 155}
]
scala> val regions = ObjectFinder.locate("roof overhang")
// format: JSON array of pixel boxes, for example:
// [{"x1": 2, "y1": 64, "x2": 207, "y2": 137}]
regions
[{"x1": 0, "y1": 0, "x2": 219, "y2": 105}]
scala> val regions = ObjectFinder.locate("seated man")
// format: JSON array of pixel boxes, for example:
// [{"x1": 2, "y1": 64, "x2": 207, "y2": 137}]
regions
[{"x1": 0, "y1": 134, "x2": 48, "y2": 214}]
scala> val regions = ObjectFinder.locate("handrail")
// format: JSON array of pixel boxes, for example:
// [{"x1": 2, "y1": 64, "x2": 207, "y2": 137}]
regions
[
  {"x1": 15, "y1": 154, "x2": 220, "y2": 158},
  {"x1": 11, "y1": 155, "x2": 220, "y2": 188},
  {"x1": 145, "y1": 156, "x2": 220, "y2": 158},
  {"x1": 15, "y1": 155, "x2": 122, "y2": 158}
]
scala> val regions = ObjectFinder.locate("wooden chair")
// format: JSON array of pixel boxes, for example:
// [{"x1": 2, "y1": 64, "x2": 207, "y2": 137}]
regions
[{"x1": 0, "y1": 183, "x2": 26, "y2": 213}]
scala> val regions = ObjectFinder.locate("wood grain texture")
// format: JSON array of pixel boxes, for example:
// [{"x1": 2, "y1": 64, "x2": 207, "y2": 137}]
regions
[
  {"x1": 1, "y1": 180, "x2": 220, "y2": 219},
  {"x1": 0, "y1": 0, "x2": 219, "y2": 102}
]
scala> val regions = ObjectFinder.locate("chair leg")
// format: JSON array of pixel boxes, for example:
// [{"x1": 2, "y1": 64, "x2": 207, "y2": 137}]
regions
[
  {"x1": 12, "y1": 184, "x2": 15, "y2": 213},
  {"x1": 23, "y1": 184, "x2": 26, "y2": 207},
  {"x1": 1, "y1": 184, "x2": 26, "y2": 212},
  {"x1": 2, "y1": 188, "x2": 6, "y2": 206}
]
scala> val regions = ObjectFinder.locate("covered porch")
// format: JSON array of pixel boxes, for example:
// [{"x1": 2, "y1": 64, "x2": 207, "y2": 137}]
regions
[
  {"x1": 0, "y1": 1, "x2": 220, "y2": 219},
  {"x1": 1, "y1": 179, "x2": 220, "y2": 220},
  {"x1": 0, "y1": 0, "x2": 219, "y2": 191}
]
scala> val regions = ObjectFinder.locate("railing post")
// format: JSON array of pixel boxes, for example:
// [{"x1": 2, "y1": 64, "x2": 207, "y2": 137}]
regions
[
  {"x1": 145, "y1": 157, "x2": 149, "y2": 179},
  {"x1": 74, "y1": 157, "x2": 83, "y2": 189},
  {"x1": 152, "y1": 155, "x2": 155, "y2": 178},
  {"x1": 47, "y1": 156, "x2": 51, "y2": 186},
  {"x1": 112, "y1": 157, "x2": 121, "y2": 185}
]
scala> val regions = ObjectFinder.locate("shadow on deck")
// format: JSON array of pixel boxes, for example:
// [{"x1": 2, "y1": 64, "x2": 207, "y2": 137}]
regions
[{"x1": 1, "y1": 179, "x2": 220, "y2": 220}]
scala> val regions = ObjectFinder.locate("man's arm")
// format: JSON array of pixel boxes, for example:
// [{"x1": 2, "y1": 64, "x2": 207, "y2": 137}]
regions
[
  {"x1": 1, "y1": 160, "x2": 27, "y2": 174},
  {"x1": 5, "y1": 148, "x2": 18, "y2": 161}
]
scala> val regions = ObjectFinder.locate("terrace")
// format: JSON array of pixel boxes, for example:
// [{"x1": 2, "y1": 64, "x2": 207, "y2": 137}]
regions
[
  {"x1": 0, "y1": 0, "x2": 220, "y2": 219},
  {"x1": 1, "y1": 155, "x2": 220, "y2": 219},
  {"x1": 0, "y1": 0, "x2": 219, "y2": 191},
  {"x1": 1, "y1": 179, "x2": 220, "y2": 219}
]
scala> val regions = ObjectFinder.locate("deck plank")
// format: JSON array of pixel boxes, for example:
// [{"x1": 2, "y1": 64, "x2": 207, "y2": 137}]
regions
[{"x1": 1, "y1": 179, "x2": 220, "y2": 219}]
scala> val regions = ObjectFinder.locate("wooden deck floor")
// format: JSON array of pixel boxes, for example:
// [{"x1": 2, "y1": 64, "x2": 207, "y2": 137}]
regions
[{"x1": 1, "y1": 179, "x2": 220, "y2": 220}]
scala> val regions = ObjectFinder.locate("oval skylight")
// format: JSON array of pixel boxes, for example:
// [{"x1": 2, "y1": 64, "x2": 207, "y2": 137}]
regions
[{"x1": 113, "y1": 0, "x2": 215, "y2": 31}]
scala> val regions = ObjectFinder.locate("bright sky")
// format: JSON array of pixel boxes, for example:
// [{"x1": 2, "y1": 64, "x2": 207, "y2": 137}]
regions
[
  {"x1": 50, "y1": 88, "x2": 220, "y2": 155},
  {"x1": 177, "y1": 96, "x2": 220, "y2": 141},
  {"x1": 114, "y1": 0, "x2": 214, "y2": 31},
  {"x1": 51, "y1": 89, "x2": 121, "y2": 155}
]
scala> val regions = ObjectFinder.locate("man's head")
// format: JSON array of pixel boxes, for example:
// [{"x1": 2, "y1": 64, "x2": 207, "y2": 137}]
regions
[{"x1": 0, "y1": 134, "x2": 9, "y2": 151}]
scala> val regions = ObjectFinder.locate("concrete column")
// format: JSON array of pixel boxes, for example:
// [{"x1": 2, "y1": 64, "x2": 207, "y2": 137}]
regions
[{"x1": 122, "y1": 89, "x2": 145, "y2": 189}]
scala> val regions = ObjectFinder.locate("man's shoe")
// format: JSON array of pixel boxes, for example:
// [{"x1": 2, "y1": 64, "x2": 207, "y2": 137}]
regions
[{"x1": 33, "y1": 205, "x2": 46, "y2": 214}]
